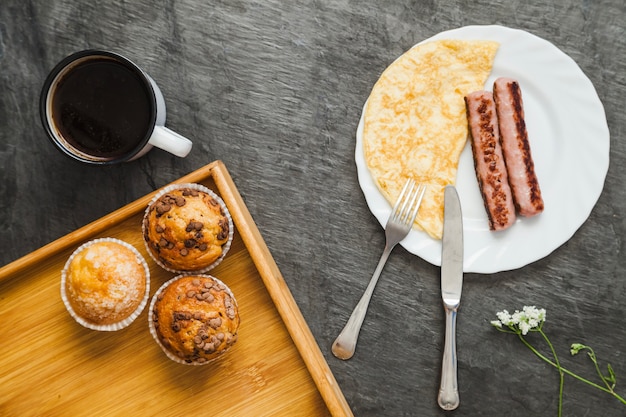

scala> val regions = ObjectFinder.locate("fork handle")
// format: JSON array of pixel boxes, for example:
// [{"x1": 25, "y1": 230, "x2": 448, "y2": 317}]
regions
[
  {"x1": 438, "y1": 306, "x2": 460, "y2": 410},
  {"x1": 331, "y1": 244, "x2": 393, "y2": 360}
]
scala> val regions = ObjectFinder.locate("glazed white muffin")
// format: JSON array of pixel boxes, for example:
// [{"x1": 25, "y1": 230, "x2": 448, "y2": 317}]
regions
[{"x1": 61, "y1": 238, "x2": 150, "y2": 331}]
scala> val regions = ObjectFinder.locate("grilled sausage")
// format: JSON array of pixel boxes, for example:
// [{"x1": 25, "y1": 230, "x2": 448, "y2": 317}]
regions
[
  {"x1": 465, "y1": 91, "x2": 516, "y2": 231},
  {"x1": 493, "y1": 77, "x2": 544, "y2": 217}
]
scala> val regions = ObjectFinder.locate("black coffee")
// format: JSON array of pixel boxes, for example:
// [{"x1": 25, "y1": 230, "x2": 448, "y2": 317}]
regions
[{"x1": 51, "y1": 58, "x2": 153, "y2": 159}]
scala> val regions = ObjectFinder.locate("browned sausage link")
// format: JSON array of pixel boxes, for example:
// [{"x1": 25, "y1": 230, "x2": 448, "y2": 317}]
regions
[
  {"x1": 493, "y1": 77, "x2": 544, "y2": 217},
  {"x1": 465, "y1": 91, "x2": 516, "y2": 231}
]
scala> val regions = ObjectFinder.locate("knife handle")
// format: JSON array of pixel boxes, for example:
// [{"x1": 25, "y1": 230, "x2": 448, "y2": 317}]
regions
[{"x1": 438, "y1": 306, "x2": 460, "y2": 410}]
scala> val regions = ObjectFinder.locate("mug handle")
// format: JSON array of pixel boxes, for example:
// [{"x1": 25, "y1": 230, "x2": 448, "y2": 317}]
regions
[{"x1": 149, "y1": 126, "x2": 193, "y2": 157}]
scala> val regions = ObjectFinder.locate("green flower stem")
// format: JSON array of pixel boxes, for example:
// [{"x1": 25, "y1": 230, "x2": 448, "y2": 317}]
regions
[
  {"x1": 516, "y1": 333, "x2": 626, "y2": 405},
  {"x1": 589, "y1": 351, "x2": 611, "y2": 391},
  {"x1": 586, "y1": 347, "x2": 616, "y2": 392},
  {"x1": 518, "y1": 332, "x2": 564, "y2": 417},
  {"x1": 540, "y1": 330, "x2": 564, "y2": 417}
]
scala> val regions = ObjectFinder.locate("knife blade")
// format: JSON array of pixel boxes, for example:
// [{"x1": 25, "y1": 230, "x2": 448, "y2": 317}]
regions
[{"x1": 437, "y1": 185, "x2": 463, "y2": 411}]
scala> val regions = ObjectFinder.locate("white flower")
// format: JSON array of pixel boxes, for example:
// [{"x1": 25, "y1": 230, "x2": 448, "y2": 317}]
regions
[
  {"x1": 520, "y1": 321, "x2": 531, "y2": 335},
  {"x1": 523, "y1": 305, "x2": 545, "y2": 320},
  {"x1": 493, "y1": 306, "x2": 546, "y2": 334},
  {"x1": 491, "y1": 320, "x2": 503, "y2": 328},
  {"x1": 529, "y1": 306, "x2": 546, "y2": 320},
  {"x1": 496, "y1": 310, "x2": 513, "y2": 326}
]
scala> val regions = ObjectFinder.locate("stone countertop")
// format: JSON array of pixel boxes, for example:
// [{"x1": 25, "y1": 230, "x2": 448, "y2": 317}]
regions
[{"x1": 1, "y1": 1, "x2": 625, "y2": 416}]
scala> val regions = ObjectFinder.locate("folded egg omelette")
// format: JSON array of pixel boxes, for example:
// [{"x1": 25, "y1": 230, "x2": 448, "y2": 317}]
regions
[{"x1": 363, "y1": 39, "x2": 499, "y2": 239}]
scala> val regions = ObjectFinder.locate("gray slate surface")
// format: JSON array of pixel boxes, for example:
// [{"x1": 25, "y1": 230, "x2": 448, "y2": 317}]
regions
[{"x1": 1, "y1": 1, "x2": 626, "y2": 415}]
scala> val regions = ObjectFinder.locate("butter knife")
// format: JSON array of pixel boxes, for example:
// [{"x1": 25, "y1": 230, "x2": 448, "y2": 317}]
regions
[{"x1": 437, "y1": 185, "x2": 463, "y2": 410}]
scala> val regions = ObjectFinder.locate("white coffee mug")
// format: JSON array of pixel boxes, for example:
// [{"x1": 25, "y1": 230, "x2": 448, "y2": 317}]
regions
[{"x1": 40, "y1": 50, "x2": 192, "y2": 164}]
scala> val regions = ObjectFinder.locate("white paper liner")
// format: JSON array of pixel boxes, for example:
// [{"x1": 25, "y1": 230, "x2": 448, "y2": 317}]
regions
[
  {"x1": 141, "y1": 183, "x2": 234, "y2": 274},
  {"x1": 148, "y1": 274, "x2": 239, "y2": 365},
  {"x1": 60, "y1": 237, "x2": 151, "y2": 331}
]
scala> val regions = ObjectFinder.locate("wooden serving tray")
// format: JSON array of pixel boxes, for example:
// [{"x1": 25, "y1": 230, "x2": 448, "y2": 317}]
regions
[{"x1": 0, "y1": 161, "x2": 352, "y2": 417}]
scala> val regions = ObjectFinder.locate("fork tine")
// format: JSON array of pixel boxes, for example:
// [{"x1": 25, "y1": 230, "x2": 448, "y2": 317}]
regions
[
  {"x1": 398, "y1": 181, "x2": 417, "y2": 222},
  {"x1": 391, "y1": 179, "x2": 415, "y2": 221},
  {"x1": 407, "y1": 184, "x2": 426, "y2": 224},
  {"x1": 393, "y1": 178, "x2": 414, "y2": 213},
  {"x1": 392, "y1": 179, "x2": 425, "y2": 226}
]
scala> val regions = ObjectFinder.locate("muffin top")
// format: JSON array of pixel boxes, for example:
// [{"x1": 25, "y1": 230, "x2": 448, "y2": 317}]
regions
[
  {"x1": 63, "y1": 239, "x2": 148, "y2": 326},
  {"x1": 150, "y1": 275, "x2": 240, "y2": 364},
  {"x1": 143, "y1": 186, "x2": 231, "y2": 272}
]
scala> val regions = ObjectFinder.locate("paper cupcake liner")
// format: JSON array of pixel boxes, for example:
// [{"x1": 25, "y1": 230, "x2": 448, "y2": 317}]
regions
[
  {"x1": 61, "y1": 237, "x2": 151, "y2": 331},
  {"x1": 148, "y1": 274, "x2": 239, "y2": 365},
  {"x1": 142, "y1": 183, "x2": 234, "y2": 275}
]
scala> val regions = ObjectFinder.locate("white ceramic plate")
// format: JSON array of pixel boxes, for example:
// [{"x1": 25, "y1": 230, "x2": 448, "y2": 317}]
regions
[{"x1": 355, "y1": 25, "x2": 609, "y2": 273}]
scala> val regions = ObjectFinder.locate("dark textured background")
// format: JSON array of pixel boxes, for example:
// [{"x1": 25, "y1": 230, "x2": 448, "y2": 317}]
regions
[{"x1": 1, "y1": 1, "x2": 625, "y2": 415}]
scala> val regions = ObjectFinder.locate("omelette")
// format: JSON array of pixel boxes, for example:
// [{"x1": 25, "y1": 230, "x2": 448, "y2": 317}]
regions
[{"x1": 363, "y1": 39, "x2": 499, "y2": 239}]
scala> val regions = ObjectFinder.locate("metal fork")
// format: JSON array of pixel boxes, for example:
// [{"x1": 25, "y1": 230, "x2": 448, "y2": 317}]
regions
[{"x1": 332, "y1": 179, "x2": 426, "y2": 360}]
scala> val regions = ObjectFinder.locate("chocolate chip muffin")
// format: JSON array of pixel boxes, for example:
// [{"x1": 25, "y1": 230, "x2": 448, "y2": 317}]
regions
[
  {"x1": 149, "y1": 275, "x2": 240, "y2": 365},
  {"x1": 61, "y1": 238, "x2": 150, "y2": 331},
  {"x1": 142, "y1": 183, "x2": 233, "y2": 273}
]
